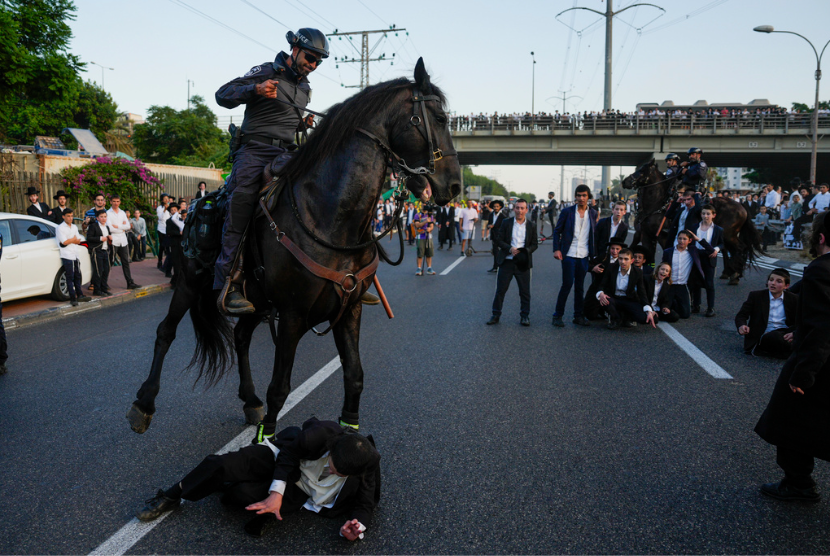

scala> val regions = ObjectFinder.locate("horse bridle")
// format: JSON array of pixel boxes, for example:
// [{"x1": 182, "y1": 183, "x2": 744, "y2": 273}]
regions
[
  {"x1": 629, "y1": 166, "x2": 681, "y2": 224},
  {"x1": 357, "y1": 86, "x2": 458, "y2": 178}
]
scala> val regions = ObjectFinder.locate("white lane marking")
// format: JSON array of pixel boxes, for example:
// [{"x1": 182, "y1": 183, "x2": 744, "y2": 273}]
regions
[
  {"x1": 440, "y1": 256, "x2": 467, "y2": 275},
  {"x1": 755, "y1": 262, "x2": 803, "y2": 277},
  {"x1": 90, "y1": 356, "x2": 342, "y2": 556},
  {"x1": 658, "y1": 322, "x2": 733, "y2": 380}
]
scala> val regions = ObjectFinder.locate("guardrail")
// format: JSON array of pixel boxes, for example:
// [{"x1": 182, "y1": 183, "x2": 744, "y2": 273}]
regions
[{"x1": 449, "y1": 114, "x2": 830, "y2": 134}]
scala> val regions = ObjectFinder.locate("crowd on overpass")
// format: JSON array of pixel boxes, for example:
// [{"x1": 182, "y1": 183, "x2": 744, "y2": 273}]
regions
[{"x1": 449, "y1": 107, "x2": 830, "y2": 133}]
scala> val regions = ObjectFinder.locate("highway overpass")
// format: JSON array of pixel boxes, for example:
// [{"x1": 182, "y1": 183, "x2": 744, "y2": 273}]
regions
[{"x1": 450, "y1": 114, "x2": 830, "y2": 177}]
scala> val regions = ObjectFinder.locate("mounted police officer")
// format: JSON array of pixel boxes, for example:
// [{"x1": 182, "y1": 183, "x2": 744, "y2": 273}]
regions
[
  {"x1": 664, "y1": 153, "x2": 681, "y2": 179},
  {"x1": 678, "y1": 147, "x2": 708, "y2": 193},
  {"x1": 213, "y1": 28, "x2": 327, "y2": 314}
]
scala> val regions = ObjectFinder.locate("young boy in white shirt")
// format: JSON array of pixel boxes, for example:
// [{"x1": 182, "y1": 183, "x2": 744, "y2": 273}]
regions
[{"x1": 56, "y1": 209, "x2": 91, "y2": 306}]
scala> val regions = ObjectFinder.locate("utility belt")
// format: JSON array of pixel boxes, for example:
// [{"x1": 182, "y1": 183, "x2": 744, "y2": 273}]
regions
[{"x1": 241, "y1": 134, "x2": 297, "y2": 150}]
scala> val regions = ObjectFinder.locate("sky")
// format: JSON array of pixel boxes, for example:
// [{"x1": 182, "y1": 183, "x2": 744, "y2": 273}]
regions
[{"x1": 68, "y1": 0, "x2": 830, "y2": 200}]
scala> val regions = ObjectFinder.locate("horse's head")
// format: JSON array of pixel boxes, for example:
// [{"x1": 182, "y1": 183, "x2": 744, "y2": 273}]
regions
[
  {"x1": 390, "y1": 58, "x2": 461, "y2": 205},
  {"x1": 622, "y1": 158, "x2": 656, "y2": 190}
]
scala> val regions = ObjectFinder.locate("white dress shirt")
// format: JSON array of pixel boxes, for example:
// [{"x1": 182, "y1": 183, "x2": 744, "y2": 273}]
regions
[
  {"x1": 610, "y1": 218, "x2": 621, "y2": 239},
  {"x1": 765, "y1": 190, "x2": 780, "y2": 209},
  {"x1": 695, "y1": 223, "x2": 719, "y2": 252},
  {"x1": 56, "y1": 222, "x2": 81, "y2": 260},
  {"x1": 764, "y1": 292, "x2": 787, "y2": 334},
  {"x1": 156, "y1": 205, "x2": 167, "y2": 234},
  {"x1": 651, "y1": 280, "x2": 664, "y2": 310},
  {"x1": 106, "y1": 208, "x2": 130, "y2": 247},
  {"x1": 809, "y1": 191, "x2": 830, "y2": 212},
  {"x1": 672, "y1": 248, "x2": 693, "y2": 285},
  {"x1": 597, "y1": 266, "x2": 652, "y2": 312},
  {"x1": 506, "y1": 220, "x2": 527, "y2": 260},
  {"x1": 566, "y1": 209, "x2": 590, "y2": 259}
]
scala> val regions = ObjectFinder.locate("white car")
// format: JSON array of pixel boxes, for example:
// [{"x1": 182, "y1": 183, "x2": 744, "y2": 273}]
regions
[{"x1": 0, "y1": 212, "x2": 93, "y2": 303}]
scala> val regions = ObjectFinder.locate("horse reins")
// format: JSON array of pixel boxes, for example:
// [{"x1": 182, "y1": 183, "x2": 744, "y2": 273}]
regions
[{"x1": 629, "y1": 169, "x2": 681, "y2": 237}]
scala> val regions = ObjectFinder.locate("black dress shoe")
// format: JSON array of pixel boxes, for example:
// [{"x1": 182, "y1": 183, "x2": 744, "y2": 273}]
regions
[
  {"x1": 572, "y1": 316, "x2": 591, "y2": 326},
  {"x1": 136, "y1": 489, "x2": 181, "y2": 521},
  {"x1": 704, "y1": 308, "x2": 716, "y2": 317},
  {"x1": 520, "y1": 316, "x2": 530, "y2": 327},
  {"x1": 691, "y1": 305, "x2": 701, "y2": 314},
  {"x1": 486, "y1": 315, "x2": 500, "y2": 325},
  {"x1": 607, "y1": 319, "x2": 619, "y2": 330},
  {"x1": 487, "y1": 268, "x2": 498, "y2": 273},
  {"x1": 552, "y1": 316, "x2": 565, "y2": 328},
  {"x1": 760, "y1": 481, "x2": 820, "y2": 503},
  {"x1": 622, "y1": 321, "x2": 637, "y2": 328},
  {"x1": 127, "y1": 283, "x2": 141, "y2": 290}
]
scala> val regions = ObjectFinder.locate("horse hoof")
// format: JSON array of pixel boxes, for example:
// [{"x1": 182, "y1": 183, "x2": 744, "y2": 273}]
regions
[
  {"x1": 244, "y1": 406, "x2": 264, "y2": 425},
  {"x1": 127, "y1": 403, "x2": 153, "y2": 434}
]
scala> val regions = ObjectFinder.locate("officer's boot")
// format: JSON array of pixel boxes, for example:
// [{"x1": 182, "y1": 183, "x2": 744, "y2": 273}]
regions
[{"x1": 218, "y1": 251, "x2": 256, "y2": 315}]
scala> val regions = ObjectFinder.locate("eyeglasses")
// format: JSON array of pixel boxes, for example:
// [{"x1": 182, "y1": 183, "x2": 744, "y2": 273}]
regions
[{"x1": 302, "y1": 50, "x2": 322, "y2": 66}]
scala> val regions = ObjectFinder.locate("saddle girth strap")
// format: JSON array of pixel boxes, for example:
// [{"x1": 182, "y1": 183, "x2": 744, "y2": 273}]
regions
[{"x1": 257, "y1": 198, "x2": 379, "y2": 336}]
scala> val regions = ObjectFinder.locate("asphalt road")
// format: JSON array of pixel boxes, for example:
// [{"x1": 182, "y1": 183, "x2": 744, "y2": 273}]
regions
[{"x1": 0, "y1": 231, "x2": 827, "y2": 555}]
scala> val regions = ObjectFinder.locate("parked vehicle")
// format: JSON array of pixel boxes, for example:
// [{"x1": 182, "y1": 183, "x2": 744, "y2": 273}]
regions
[{"x1": 0, "y1": 213, "x2": 92, "y2": 302}]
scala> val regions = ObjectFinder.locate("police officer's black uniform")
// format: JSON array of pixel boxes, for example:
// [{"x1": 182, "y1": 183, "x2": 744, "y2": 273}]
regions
[
  {"x1": 214, "y1": 28, "x2": 326, "y2": 313},
  {"x1": 680, "y1": 147, "x2": 708, "y2": 193}
]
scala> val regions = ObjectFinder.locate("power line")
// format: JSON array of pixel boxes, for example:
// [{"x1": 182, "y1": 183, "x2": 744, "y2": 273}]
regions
[
  {"x1": 354, "y1": 0, "x2": 389, "y2": 27},
  {"x1": 239, "y1": 0, "x2": 289, "y2": 29},
  {"x1": 168, "y1": 0, "x2": 276, "y2": 52},
  {"x1": 284, "y1": 0, "x2": 338, "y2": 31},
  {"x1": 641, "y1": 0, "x2": 729, "y2": 35}
]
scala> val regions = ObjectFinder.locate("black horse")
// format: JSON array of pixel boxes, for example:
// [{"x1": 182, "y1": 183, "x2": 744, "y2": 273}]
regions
[
  {"x1": 623, "y1": 159, "x2": 761, "y2": 284},
  {"x1": 127, "y1": 59, "x2": 461, "y2": 435}
]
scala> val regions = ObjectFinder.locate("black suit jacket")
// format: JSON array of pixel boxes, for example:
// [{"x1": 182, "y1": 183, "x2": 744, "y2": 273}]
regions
[
  {"x1": 642, "y1": 277, "x2": 672, "y2": 312},
  {"x1": 438, "y1": 206, "x2": 455, "y2": 227},
  {"x1": 594, "y1": 216, "x2": 629, "y2": 256},
  {"x1": 661, "y1": 246, "x2": 706, "y2": 283},
  {"x1": 693, "y1": 224, "x2": 725, "y2": 268},
  {"x1": 735, "y1": 289, "x2": 797, "y2": 353},
  {"x1": 27, "y1": 202, "x2": 51, "y2": 220},
  {"x1": 495, "y1": 217, "x2": 538, "y2": 269},
  {"x1": 50, "y1": 205, "x2": 72, "y2": 225},
  {"x1": 85, "y1": 221, "x2": 110, "y2": 251},
  {"x1": 597, "y1": 264, "x2": 649, "y2": 307},
  {"x1": 272, "y1": 418, "x2": 380, "y2": 525},
  {"x1": 195, "y1": 189, "x2": 207, "y2": 199},
  {"x1": 670, "y1": 203, "x2": 703, "y2": 241}
]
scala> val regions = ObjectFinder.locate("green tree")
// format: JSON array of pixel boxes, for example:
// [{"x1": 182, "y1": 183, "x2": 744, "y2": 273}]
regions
[
  {"x1": 133, "y1": 96, "x2": 228, "y2": 167},
  {"x1": 792, "y1": 101, "x2": 829, "y2": 112},
  {"x1": 462, "y1": 166, "x2": 509, "y2": 198},
  {"x1": 0, "y1": 0, "x2": 119, "y2": 145}
]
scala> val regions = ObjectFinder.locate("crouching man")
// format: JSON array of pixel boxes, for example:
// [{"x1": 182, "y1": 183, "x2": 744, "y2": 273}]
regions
[{"x1": 136, "y1": 418, "x2": 380, "y2": 540}]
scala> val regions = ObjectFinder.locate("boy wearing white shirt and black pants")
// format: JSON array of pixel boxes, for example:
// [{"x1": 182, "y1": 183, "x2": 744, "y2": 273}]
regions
[
  {"x1": 688, "y1": 204, "x2": 724, "y2": 317},
  {"x1": 661, "y1": 230, "x2": 709, "y2": 319},
  {"x1": 156, "y1": 194, "x2": 169, "y2": 270},
  {"x1": 56, "y1": 209, "x2": 91, "y2": 306},
  {"x1": 107, "y1": 195, "x2": 140, "y2": 289}
]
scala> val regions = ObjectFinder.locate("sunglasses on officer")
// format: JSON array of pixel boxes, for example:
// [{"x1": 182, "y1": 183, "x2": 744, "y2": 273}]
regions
[{"x1": 301, "y1": 50, "x2": 323, "y2": 66}]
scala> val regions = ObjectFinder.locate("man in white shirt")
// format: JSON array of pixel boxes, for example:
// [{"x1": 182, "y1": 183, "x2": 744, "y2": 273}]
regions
[
  {"x1": 552, "y1": 185, "x2": 598, "y2": 327},
  {"x1": 56, "y1": 209, "x2": 92, "y2": 306},
  {"x1": 764, "y1": 185, "x2": 781, "y2": 214},
  {"x1": 807, "y1": 183, "x2": 830, "y2": 215},
  {"x1": 459, "y1": 203, "x2": 478, "y2": 256},
  {"x1": 156, "y1": 194, "x2": 170, "y2": 270},
  {"x1": 487, "y1": 199, "x2": 537, "y2": 326},
  {"x1": 107, "y1": 195, "x2": 140, "y2": 290},
  {"x1": 660, "y1": 230, "x2": 705, "y2": 319},
  {"x1": 735, "y1": 268, "x2": 796, "y2": 358}
]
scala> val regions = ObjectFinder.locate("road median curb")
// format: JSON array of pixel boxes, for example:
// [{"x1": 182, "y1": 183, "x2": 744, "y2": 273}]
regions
[{"x1": 3, "y1": 283, "x2": 172, "y2": 330}]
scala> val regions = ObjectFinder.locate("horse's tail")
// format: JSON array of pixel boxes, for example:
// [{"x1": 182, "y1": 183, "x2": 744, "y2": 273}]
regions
[
  {"x1": 738, "y1": 214, "x2": 763, "y2": 267},
  {"x1": 187, "y1": 283, "x2": 235, "y2": 387}
]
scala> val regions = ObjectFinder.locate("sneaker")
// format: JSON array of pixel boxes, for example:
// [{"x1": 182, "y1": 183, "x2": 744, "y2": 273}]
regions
[
  {"x1": 415, "y1": 268, "x2": 423, "y2": 276},
  {"x1": 127, "y1": 283, "x2": 141, "y2": 290},
  {"x1": 136, "y1": 489, "x2": 181, "y2": 522},
  {"x1": 760, "y1": 480, "x2": 820, "y2": 503},
  {"x1": 552, "y1": 316, "x2": 565, "y2": 328},
  {"x1": 77, "y1": 296, "x2": 92, "y2": 302},
  {"x1": 426, "y1": 267, "x2": 435, "y2": 275},
  {"x1": 70, "y1": 300, "x2": 79, "y2": 307}
]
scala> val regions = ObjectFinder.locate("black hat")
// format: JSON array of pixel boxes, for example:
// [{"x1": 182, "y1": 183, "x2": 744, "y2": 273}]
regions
[
  {"x1": 513, "y1": 249, "x2": 530, "y2": 272},
  {"x1": 53, "y1": 189, "x2": 70, "y2": 200},
  {"x1": 608, "y1": 238, "x2": 628, "y2": 249},
  {"x1": 25, "y1": 186, "x2": 40, "y2": 196},
  {"x1": 631, "y1": 245, "x2": 649, "y2": 256},
  {"x1": 286, "y1": 28, "x2": 329, "y2": 59},
  {"x1": 489, "y1": 200, "x2": 504, "y2": 208}
]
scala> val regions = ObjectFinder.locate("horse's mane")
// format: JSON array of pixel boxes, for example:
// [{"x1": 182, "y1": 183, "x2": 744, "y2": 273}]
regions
[{"x1": 282, "y1": 77, "x2": 447, "y2": 184}]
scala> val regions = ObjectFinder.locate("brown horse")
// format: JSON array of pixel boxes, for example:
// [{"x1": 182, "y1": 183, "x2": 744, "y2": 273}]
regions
[
  {"x1": 624, "y1": 159, "x2": 761, "y2": 284},
  {"x1": 127, "y1": 59, "x2": 461, "y2": 436}
]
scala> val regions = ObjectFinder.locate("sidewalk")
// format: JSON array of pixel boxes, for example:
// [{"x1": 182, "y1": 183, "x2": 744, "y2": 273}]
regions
[{"x1": 2, "y1": 257, "x2": 173, "y2": 330}]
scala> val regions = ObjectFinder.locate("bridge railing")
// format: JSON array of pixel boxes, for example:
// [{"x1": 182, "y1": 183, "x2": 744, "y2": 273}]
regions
[{"x1": 449, "y1": 113, "x2": 830, "y2": 134}]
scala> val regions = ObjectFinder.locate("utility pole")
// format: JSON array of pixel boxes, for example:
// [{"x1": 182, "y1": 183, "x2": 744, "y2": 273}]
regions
[
  {"x1": 557, "y1": 1, "x2": 665, "y2": 198},
  {"x1": 547, "y1": 90, "x2": 583, "y2": 202},
  {"x1": 329, "y1": 27, "x2": 406, "y2": 90},
  {"x1": 187, "y1": 79, "x2": 195, "y2": 110}
]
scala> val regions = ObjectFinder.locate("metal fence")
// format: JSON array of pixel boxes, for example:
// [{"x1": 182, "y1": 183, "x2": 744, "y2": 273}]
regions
[{"x1": 449, "y1": 113, "x2": 830, "y2": 134}]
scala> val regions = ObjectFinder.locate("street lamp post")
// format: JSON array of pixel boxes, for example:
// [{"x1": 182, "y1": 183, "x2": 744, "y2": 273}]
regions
[
  {"x1": 89, "y1": 61, "x2": 114, "y2": 89},
  {"x1": 530, "y1": 51, "x2": 536, "y2": 130},
  {"x1": 754, "y1": 25, "x2": 830, "y2": 184}
]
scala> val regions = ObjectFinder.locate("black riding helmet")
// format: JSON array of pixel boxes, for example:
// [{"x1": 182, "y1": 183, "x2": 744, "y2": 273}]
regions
[
  {"x1": 286, "y1": 28, "x2": 330, "y2": 61},
  {"x1": 665, "y1": 153, "x2": 680, "y2": 161},
  {"x1": 687, "y1": 147, "x2": 703, "y2": 155}
]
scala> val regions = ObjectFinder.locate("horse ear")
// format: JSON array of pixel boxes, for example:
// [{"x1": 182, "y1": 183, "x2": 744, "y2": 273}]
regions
[
  {"x1": 414, "y1": 57, "x2": 431, "y2": 94},
  {"x1": 650, "y1": 158, "x2": 656, "y2": 166}
]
